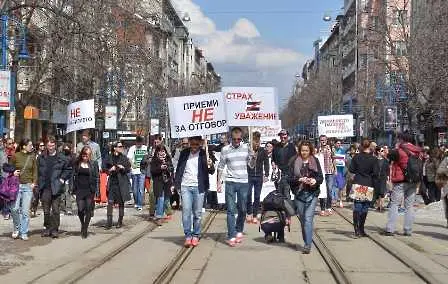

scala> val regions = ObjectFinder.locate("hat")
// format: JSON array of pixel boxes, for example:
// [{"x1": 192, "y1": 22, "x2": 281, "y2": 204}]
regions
[{"x1": 278, "y1": 129, "x2": 288, "y2": 136}]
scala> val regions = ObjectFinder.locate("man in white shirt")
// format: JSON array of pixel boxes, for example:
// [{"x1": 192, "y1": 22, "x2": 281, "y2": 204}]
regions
[
  {"x1": 174, "y1": 136, "x2": 214, "y2": 247},
  {"x1": 127, "y1": 136, "x2": 148, "y2": 210}
]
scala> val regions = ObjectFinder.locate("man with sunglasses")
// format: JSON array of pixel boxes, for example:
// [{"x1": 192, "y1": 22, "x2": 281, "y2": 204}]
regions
[
  {"x1": 174, "y1": 136, "x2": 214, "y2": 247},
  {"x1": 272, "y1": 129, "x2": 297, "y2": 199},
  {"x1": 217, "y1": 127, "x2": 256, "y2": 247}
]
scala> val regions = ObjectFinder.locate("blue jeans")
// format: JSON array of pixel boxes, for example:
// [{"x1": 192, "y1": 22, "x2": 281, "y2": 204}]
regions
[
  {"x1": 353, "y1": 201, "x2": 370, "y2": 213},
  {"x1": 131, "y1": 173, "x2": 145, "y2": 208},
  {"x1": 155, "y1": 192, "x2": 165, "y2": 218},
  {"x1": 325, "y1": 174, "x2": 335, "y2": 209},
  {"x1": 10, "y1": 184, "x2": 33, "y2": 236},
  {"x1": 225, "y1": 181, "x2": 249, "y2": 239},
  {"x1": 295, "y1": 192, "x2": 318, "y2": 249},
  {"x1": 246, "y1": 176, "x2": 263, "y2": 217},
  {"x1": 181, "y1": 186, "x2": 204, "y2": 238},
  {"x1": 386, "y1": 183, "x2": 416, "y2": 234}
]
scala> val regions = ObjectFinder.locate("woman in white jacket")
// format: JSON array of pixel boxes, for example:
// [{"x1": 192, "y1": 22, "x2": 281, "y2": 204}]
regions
[{"x1": 315, "y1": 148, "x2": 327, "y2": 216}]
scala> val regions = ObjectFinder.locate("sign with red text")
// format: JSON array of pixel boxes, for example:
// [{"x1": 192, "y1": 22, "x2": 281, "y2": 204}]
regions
[
  {"x1": 0, "y1": 71, "x2": 11, "y2": 110},
  {"x1": 167, "y1": 93, "x2": 227, "y2": 138},
  {"x1": 318, "y1": 114, "x2": 354, "y2": 138},
  {"x1": 223, "y1": 87, "x2": 279, "y2": 127},
  {"x1": 66, "y1": 99, "x2": 95, "y2": 133}
]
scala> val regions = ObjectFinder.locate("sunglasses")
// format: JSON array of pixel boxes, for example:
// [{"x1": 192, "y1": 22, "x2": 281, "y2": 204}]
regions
[
  {"x1": 39, "y1": 144, "x2": 45, "y2": 147},
  {"x1": 116, "y1": 145, "x2": 123, "y2": 148},
  {"x1": 232, "y1": 138, "x2": 242, "y2": 142}
]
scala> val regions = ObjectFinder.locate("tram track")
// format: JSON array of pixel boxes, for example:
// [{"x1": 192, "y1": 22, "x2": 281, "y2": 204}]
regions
[
  {"x1": 152, "y1": 211, "x2": 218, "y2": 284},
  {"x1": 312, "y1": 207, "x2": 445, "y2": 284}
]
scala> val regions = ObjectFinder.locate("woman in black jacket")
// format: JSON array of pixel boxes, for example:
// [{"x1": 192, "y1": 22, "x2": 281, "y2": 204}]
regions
[
  {"x1": 73, "y1": 146, "x2": 99, "y2": 238},
  {"x1": 150, "y1": 145, "x2": 174, "y2": 226},
  {"x1": 289, "y1": 141, "x2": 323, "y2": 254},
  {"x1": 104, "y1": 141, "x2": 132, "y2": 229},
  {"x1": 349, "y1": 139, "x2": 380, "y2": 238}
]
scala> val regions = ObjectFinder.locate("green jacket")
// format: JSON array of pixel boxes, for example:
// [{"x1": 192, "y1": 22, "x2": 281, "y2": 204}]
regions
[{"x1": 12, "y1": 151, "x2": 37, "y2": 184}]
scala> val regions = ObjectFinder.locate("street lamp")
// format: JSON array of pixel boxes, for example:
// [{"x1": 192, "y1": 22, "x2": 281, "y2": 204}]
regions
[
  {"x1": 182, "y1": 13, "x2": 191, "y2": 22},
  {"x1": 323, "y1": 12, "x2": 332, "y2": 22}
]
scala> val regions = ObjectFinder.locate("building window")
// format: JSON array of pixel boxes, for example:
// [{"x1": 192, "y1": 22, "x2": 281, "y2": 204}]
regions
[
  {"x1": 359, "y1": 54, "x2": 367, "y2": 68},
  {"x1": 394, "y1": 41, "x2": 407, "y2": 56},
  {"x1": 394, "y1": 10, "x2": 408, "y2": 26}
]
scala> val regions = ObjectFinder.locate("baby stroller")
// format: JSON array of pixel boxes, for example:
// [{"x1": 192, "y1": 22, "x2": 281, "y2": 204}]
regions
[{"x1": 259, "y1": 190, "x2": 294, "y2": 243}]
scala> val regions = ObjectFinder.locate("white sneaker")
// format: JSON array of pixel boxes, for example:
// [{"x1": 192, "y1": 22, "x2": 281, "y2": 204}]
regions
[
  {"x1": 12, "y1": 231, "x2": 19, "y2": 239},
  {"x1": 21, "y1": 235, "x2": 29, "y2": 241}
]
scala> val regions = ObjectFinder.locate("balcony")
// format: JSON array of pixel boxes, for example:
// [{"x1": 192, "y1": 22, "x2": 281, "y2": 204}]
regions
[
  {"x1": 342, "y1": 63, "x2": 356, "y2": 79},
  {"x1": 342, "y1": 40, "x2": 355, "y2": 59},
  {"x1": 342, "y1": 16, "x2": 355, "y2": 37}
]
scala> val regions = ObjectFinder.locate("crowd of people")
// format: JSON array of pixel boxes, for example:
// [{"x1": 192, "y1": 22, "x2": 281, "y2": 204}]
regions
[{"x1": 0, "y1": 128, "x2": 447, "y2": 255}]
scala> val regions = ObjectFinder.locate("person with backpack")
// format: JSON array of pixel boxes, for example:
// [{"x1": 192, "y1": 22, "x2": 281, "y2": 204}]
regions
[
  {"x1": 384, "y1": 133, "x2": 423, "y2": 236},
  {"x1": 289, "y1": 141, "x2": 323, "y2": 254}
]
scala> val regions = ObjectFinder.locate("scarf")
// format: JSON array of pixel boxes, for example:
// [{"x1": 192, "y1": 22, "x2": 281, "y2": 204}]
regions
[{"x1": 293, "y1": 155, "x2": 318, "y2": 178}]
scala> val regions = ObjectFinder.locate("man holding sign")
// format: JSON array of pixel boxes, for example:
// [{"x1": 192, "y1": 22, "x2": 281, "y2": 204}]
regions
[
  {"x1": 217, "y1": 127, "x2": 256, "y2": 247},
  {"x1": 174, "y1": 136, "x2": 214, "y2": 248}
]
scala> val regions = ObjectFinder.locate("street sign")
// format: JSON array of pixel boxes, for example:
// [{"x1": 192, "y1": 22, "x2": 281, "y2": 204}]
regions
[{"x1": 0, "y1": 70, "x2": 11, "y2": 110}]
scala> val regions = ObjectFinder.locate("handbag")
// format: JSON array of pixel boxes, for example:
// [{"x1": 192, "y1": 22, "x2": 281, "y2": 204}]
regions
[{"x1": 350, "y1": 184, "x2": 374, "y2": 202}]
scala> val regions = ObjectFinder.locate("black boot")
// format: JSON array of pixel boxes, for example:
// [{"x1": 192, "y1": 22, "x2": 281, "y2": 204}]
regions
[
  {"x1": 83, "y1": 212, "x2": 91, "y2": 238},
  {"x1": 352, "y1": 211, "x2": 360, "y2": 238},
  {"x1": 105, "y1": 204, "x2": 113, "y2": 230},
  {"x1": 78, "y1": 213, "x2": 85, "y2": 238},
  {"x1": 105, "y1": 215, "x2": 113, "y2": 230},
  {"x1": 116, "y1": 204, "x2": 124, "y2": 228},
  {"x1": 359, "y1": 212, "x2": 368, "y2": 237}
]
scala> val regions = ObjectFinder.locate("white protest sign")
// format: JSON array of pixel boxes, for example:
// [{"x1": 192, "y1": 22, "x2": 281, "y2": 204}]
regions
[
  {"x1": 66, "y1": 99, "x2": 95, "y2": 133},
  {"x1": 318, "y1": 114, "x2": 354, "y2": 138},
  {"x1": 167, "y1": 93, "x2": 227, "y2": 138},
  {"x1": 252, "y1": 121, "x2": 282, "y2": 143},
  {"x1": 223, "y1": 87, "x2": 279, "y2": 127},
  {"x1": 105, "y1": 105, "x2": 117, "y2": 130},
  {"x1": 0, "y1": 71, "x2": 11, "y2": 110},
  {"x1": 150, "y1": 118, "x2": 160, "y2": 134}
]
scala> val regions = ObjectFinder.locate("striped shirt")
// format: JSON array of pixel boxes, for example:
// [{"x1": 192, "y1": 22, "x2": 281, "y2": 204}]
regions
[{"x1": 218, "y1": 143, "x2": 251, "y2": 183}]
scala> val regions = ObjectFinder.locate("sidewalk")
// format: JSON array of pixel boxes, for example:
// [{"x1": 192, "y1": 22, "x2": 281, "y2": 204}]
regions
[{"x1": 0, "y1": 204, "x2": 148, "y2": 276}]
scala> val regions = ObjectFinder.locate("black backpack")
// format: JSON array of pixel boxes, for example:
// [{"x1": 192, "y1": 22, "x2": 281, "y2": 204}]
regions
[
  {"x1": 262, "y1": 190, "x2": 296, "y2": 216},
  {"x1": 262, "y1": 190, "x2": 285, "y2": 211},
  {"x1": 400, "y1": 146, "x2": 423, "y2": 184}
]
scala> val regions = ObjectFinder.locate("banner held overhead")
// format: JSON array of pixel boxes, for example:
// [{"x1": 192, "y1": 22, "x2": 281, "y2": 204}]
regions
[
  {"x1": 223, "y1": 87, "x2": 279, "y2": 127},
  {"x1": 318, "y1": 114, "x2": 354, "y2": 138},
  {"x1": 167, "y1": 93, "x2": 227, "y2": 138},
  {"x1": 66, "y1": 99, "x2": 95, "y2": 133}
]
